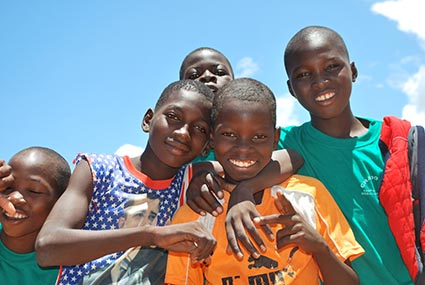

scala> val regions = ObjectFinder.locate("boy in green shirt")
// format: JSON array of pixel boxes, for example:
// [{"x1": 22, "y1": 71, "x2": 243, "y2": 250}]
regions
[{"x1": 0, "y1": 147, "x2": 71, "y2": 285}]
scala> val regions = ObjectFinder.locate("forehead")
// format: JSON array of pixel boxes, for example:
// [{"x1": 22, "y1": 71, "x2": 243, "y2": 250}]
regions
[
  {"x1": 184, "y1": 50, "x2": 229, "y2": 69},
  {"x1": 9, "y1": 152, "x2": 57, "y2": 190},
  {"x1": 217, "y1": 99, "x2": 272, "y2": 124},
  {"x1": 162, "y1": 89, "x2": 211, "y2": 109},
  {"x1": 286, "y1": 35, "x2": 347, "y2": 69}
]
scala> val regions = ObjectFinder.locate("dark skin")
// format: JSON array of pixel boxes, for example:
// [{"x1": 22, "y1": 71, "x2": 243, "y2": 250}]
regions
[
  {"x1": 186, "y1": 29, "x2": 366, "y2": 261},
  {"x1": 256, "y1": 191, "x2": 358, "y2": 285},
  {"x1": 285, "y1": 30, "x2": 366, "y2": 138},
  {"x1": 0, "y1": 151, "x2": 61, "y2": 253},
  {"x1": 180, "y1": 48, "x2": 234, "y2": 93},
  {"x1": 36, "y1": 90, "x2": 217, "y2": 266},
  {"x1": 186, "y1": 145, "x2": 302, "y2": 258},
  {"x1": 211, "y1": 97, "x2": 358, "y2": 285}
]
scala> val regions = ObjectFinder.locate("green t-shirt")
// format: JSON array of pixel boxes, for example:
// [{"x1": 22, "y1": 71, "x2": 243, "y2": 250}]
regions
[
  {"x1": 0, "y1": 225, "x2": 59, "y2": 285},
  {"x1": 278, "y1": 119, "x2": 413, "y2": 285}
]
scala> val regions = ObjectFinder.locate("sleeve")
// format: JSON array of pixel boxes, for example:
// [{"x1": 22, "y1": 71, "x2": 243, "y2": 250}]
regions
[
  {"x1": 164, "y1": 205, "x2": 204, "y2": 285},
  {"x1": 311, "y1": 178, "x2": 365, "y2": 262}
]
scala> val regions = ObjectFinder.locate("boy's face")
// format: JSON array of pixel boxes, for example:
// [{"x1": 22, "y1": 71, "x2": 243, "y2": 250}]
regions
[
  {"x1": 0, "y1": 152, "x2": 59, "y2": 242},
  {"x1": 285, "y1": 35, "x2": 356, "y2": 121},
  {"x1": 145, "y1": 89, "x2": 211, "y2": 168},
  {"x1": 211, "y1": 99, "x2": 279, "y2": 183},
  {"x1": 182, "y1": 50, "x2": 233, "y2": 93}
]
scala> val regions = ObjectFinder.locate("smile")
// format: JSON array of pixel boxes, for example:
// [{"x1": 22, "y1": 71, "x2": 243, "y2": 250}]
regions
[
  {"x1": 3, "y1": 210, "x2": 28, "y2": 220},
  {"x1": 229, "y1": 159, "x2": 256, "y2": 168},
  {"x1": 166, "y1": 137, "x2": 190, "y2": 153},
  {"x1": 315, "y1": 91, "x2": 335, "y2": 102}
]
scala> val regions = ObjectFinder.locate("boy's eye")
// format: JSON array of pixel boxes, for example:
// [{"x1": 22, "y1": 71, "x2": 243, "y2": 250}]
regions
[
  {"x1": 166, "y1": 113, "x2": 180, "y2": 121},
  {"x1": 326, "y1": 63, "x2": 340, "y2": 72},
  {"x1": 194, "y1": 124, "x2": 207, "y2": 134},
  {"x1": 296, "y1": 72, "x2": 309, "y2": 79},
  {"x1": 222, "y1": 132, "x2": 236, "y2": 138},
  {"x1": 253, "y1": 134, "x2": 267, "y2": 141},
  {"x1": 189, "y1": 73, "x2": 199, "y2": 79},
  {"x1": 215, "y1": 69, "x2": 227, "y2": 76},
  {"x1": 28, "y1": 189, "x2": 43, "y2": 195}
]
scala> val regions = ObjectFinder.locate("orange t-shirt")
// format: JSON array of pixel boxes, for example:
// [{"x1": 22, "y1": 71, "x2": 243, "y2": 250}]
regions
[{"x1": 165, "y1": 175, "x2": 364, "y2": 285}]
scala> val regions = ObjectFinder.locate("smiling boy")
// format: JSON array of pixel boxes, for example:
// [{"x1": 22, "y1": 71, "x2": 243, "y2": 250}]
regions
[{"x1": 0, "y1": 147, "x2": 71, "y2": 285}]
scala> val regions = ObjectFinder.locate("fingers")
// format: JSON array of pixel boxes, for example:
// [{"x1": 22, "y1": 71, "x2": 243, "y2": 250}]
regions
[
  {"x1": 213, "y1": 174, "x2": 235, "y2": 195},
  {"x1": 255, "y1": 213, "x2": 293, "y2": 225},
  {"x1": 225, "y1": 211, "x2": 263, "y2": 260},
  {"x1": 0, "y1": 160, "x2": 15, "y2": 215},
  {"x1": 0, "y1": 196, "x2": 16, "y2": 215},
  {"x1": 186, "y1": 170, "x2": 223, "y2": 217},
  {"x1": 0, "y1": 160, "x2": 13, "y2": 191},
  {"x1": 191, "y1": 238, "x2": 216, "y2": 263},
  {"x1": 225, "y1": 222, "x2": 244, "y2": 260},
  {"x1": 275, "y1": 191, "x2": 295, "y2": 214}
]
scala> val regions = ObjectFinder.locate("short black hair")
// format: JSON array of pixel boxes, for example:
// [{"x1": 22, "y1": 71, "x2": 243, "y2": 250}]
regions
[
  {"x1": 284, "y1": 25, "x2": 350, "y2": 73},
  {"x1": 12, "y1": 146, "x2": 71, "y2": 196},
  {"x1": 179, "y1": 47, "x2": 234, "y2": 79},
  {"x1": 155, "y1": 79, "x2": 214, "y2": 111},
  {"x1": 211, "y1": 77, "x2": 276, "y2": 127}
]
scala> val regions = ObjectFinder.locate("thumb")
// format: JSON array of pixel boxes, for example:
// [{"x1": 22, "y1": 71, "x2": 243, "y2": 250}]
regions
[
  {"x1": 0, "y1": 197, "x2": 16, "y2": 216},
  {"x1": 212, "y1": 174, "x2": 236, "y2": 194},
  {"x1": 275, "y1": 190, "x2": 295, "y2": 215}
]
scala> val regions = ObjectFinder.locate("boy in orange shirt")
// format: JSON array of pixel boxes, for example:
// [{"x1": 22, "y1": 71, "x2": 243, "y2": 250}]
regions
[{"x1": 165, "y1": 78, "x2": 363, "y2": 285}]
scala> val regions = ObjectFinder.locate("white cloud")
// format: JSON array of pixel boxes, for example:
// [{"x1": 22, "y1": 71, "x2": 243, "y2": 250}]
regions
[
  {"x1": 401, "y1": 65, "x2": 425, "y2": 125},
  {"x1": 372, "y1": 0, "x2": 425, "y2": 126},
  {"x1": 235, "y1": 57, "x2": 259, "y2": 78},
  {"x1": 276, "y1": 94, "x2": 301, "y2": 127},
  {"x1": 115, "y1": 144, "x2": 143, "y2": 157},
  {"x1": 372, "y1": 0, "x2": 425, "y2": 41}
]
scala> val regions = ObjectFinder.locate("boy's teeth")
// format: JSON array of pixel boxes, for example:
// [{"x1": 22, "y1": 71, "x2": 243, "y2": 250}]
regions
[
  {"x1": 4, "y1": 211, "x2": 27, "y2": 219},
  {"x1": 316, "y1": 92, "x2": 335, "y2": 102},
  {"x1": 229, "y1": 159, "x2": 255, "y2": 167}
]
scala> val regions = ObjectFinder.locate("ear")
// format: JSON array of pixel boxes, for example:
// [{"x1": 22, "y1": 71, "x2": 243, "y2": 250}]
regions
[
  {"x1": 142, "y1": 108, "x2": 154, "y2": 133},
  {"x1": 287, "y1": 80, "x2": 297, "y2": 98},
  {"x1": 273, "y1": 127, "x2": 281, "y2": 150},
  {"x1": 351, "y1": 62, "x2": 358, "y2": 82}
]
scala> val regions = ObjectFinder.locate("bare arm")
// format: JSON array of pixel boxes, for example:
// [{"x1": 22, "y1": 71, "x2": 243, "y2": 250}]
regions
[
  {"x1": 224, "y1": 149, "x2": 303, "y2": 258},
  {"x1": 255, "y1": 191, "x2": 358, "y2": 285},
  {"x1": 36, "y1": 160, "x2": 216, "y2": 266},
  {"x1": 186, "y1": 149, "x2": 302, "y2": 216}
]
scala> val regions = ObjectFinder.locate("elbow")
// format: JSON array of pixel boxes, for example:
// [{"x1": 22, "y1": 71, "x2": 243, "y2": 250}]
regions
[{"x1": 35, "y1": 233, "x2": 58, "y2": 267}]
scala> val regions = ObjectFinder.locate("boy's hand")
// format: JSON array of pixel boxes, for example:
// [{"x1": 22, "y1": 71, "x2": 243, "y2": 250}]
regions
[
  {"x1": 225, "y1": 187, "x2": 274, "y2": 260},
  {"x1": 186, "y1": 170, "x2": 235, "y2": 217},
  {"x1": 0, "y1": 159, "x2": 16, "y2": 215},
  {"x1": 155, "y1": 221, "x2": 216, "y2": 263},
  {"x1": 255, "y1": 191, "x2": 327, "y2": 255}
]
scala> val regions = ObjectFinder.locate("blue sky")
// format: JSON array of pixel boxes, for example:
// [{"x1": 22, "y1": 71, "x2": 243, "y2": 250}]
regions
[{"x1": 1, "y1": 0, "x2": 425, "y2": 165}]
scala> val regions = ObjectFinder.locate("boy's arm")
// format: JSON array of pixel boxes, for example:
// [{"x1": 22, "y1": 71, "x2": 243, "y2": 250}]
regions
[
  {"x1": 225, "y1": 149, "x2": 303, "y2": 258},
  {"x1": 0, "y1": 159, "x2": 16, "y2": 215},
  {"x1": 36, "y1": 160, "x2": 215, "y2": 266},
  {"x1": 256, "y1": 191, "x2": 359, "y2": 285}
]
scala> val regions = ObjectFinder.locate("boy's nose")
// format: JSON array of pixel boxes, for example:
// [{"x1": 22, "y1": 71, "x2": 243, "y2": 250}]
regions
[
  {"x1": 174, "y1": 124, "x2": 191, "y2": 140},
  {"x1": 312, "y1": 73, "x2": 329, "y2": 88},
  {"x1": 199, "y1": 70, "x2": 216, "y2": 82}
]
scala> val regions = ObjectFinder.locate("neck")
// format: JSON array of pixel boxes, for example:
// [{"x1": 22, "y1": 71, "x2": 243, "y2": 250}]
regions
[
  {"x1": 134, "y1": 148, "x2": 180, "y2": 181},
  {"x1": 311, "y1": 110, "x2": 368, "y2": 138},
  {"x1": 1, "y1": 230, "x2": 36, "y2": 254}
]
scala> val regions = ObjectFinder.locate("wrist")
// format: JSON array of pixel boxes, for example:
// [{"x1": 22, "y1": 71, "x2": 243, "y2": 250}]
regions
[{"x1": 312, "y1": 242, "x2": 331, "y2": 261}]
